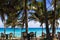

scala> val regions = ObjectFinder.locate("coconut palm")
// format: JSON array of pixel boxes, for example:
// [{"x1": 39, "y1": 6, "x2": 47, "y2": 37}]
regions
[
  {"x1": 26, "y1": 0, "x2": 60, "y2": 40},
  {"x1": 51, "y1": 0, "x2": 56, "y2": 39},
  {"x1": 43, "y1": 0, "x2": 51, "y2": 39},
  {"x1": 23, "y1": 0, "x2": 28, "y2": 34},
  {"x1": 50, "y1": 0, "x2": 60, "y2": 38},
  {"x1": 0, "y1": 0, "x2": 23, "y2": 39},
  {"x1": 5, "y1": 12, "x2": 21, "y2": 37},
  {"x1": 28, "y1": 0, "x2": 50, "y2": 39},
  {"x1": 49, "y1": 0, "x2": 58, "y2": 39},
  {"x1": 1, "y1": 0, "x2": 28, "y2": 38},
  {"x1": 28, "y1": 0, "x2": 58, "y2": 40},
  {"x1": 28, "y1": 0, "x2": 43, "y2": 31},
  {"x1": 0, "y1": 0, "x2": 10, "y2": 38}
]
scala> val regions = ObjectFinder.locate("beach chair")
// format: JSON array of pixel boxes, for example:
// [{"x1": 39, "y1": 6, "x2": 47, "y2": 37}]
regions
[
  {"x1": 29, "y1": 32, "x2": 35, "y2": 40},
  {"x1": 30, "y1": 32, "x2": 34, "y2": 37},
  {"x1": 9, "y1": 33, "x2": 13, "y2": 40},
  {"x1": 22, "y1": 32, "x2": 27, "y2": 40},
  {"x1": 1, "y1": 33, "x2": 6, "y2": 40}
]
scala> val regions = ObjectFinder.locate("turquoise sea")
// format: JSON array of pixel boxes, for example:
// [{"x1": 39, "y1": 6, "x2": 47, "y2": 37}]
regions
[{"x1": 0, "y1": 28, "x2": 60, "y2": 37}]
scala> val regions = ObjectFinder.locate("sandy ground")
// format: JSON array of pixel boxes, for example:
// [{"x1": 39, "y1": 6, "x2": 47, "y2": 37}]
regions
[
  {"x1": 0, "y1": 37, "x2": 58, "y2": 40},
  {"x1": 0, "y1": 37, "x2": 40, "y2": 40}
]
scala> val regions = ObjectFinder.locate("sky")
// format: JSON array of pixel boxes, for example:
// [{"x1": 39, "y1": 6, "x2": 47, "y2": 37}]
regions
[{"x1": 0, "y1": 0, "x2": 60, "y2": 28}]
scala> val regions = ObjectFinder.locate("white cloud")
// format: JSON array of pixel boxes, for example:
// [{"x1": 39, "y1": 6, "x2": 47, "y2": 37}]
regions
[
  {"x1": 0, "y1": 19, "x2": 45, "y2": 28},
  {"x1": 0, "y1": 18, "x2": 60, "y2": 28},
  {"x1": 28, "y1": 20, "x2": 40, "y2": 28}
]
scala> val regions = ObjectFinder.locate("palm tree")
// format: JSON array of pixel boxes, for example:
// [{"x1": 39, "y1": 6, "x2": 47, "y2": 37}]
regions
[
  {"x1": 0, "y1": 0, "x2": 28, "y2": 39},
  {"x1": 6, "y1": 13, "x2": 20, "y2": 37},
  {"x1": 43, "y1": 0, "x2": 51, "y2": 40},
  {"x1": 29, "y1": 0, "x2": 50, "y2": 39},
  {"x1": 27, "y1": 0, "x2": 60, "y2": 40},
  {"x1": 24, "y1": 0, "x2": 28, "y2": 34},
  {"x1": 52, "y1": 0, "x2": 56, "y2": 39},
  {"x1": 51, "y1": 0, "x2": 60, "y2": 40},
  {"x1": 0, "y1": 0, "x2": 10, "y2": 38},
  {"x1": 4, "y1": 0, "x2": 26, "y2": 38},
  {"x1": 0, "y1": 0, "x2": 23, "y2": 37},
  {"x1": 28, "y1": 1, "x2": 50, "y2": 39}
]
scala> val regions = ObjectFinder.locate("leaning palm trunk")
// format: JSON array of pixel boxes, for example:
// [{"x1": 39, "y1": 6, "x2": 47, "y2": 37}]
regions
[
  {"x1": 4, "y1": 27, "x2": 6, "y2": 35},
  {"x1": 42, "y1": 26, "x2": 43, "y2": 33},
  {"x1": 41, "y1": 25, "x2": 43, "y2": 35},
  {"x1": 24, "y1": 0, "x2": 28, "y2": 40},
  {"x1": 4, "y1": 23, "x2": 6, "y2": 40},
  {"x1": 52, "y1": 0, "x2": 56, "y2": 40},
  {"x1": 43, "y1": 0, "x2": 50, "y2": 40},
  {"x1": 12, "y1": 25, "x2": 16, "y2": 38},
  {"x1": 4, "y1": 27, "x2": 6, "y2": 34},
  {"x1": 24, "y1": 0, "x2": 28, "y2": 34},
  {"x1": 4, "y1": 21, "x2": 6, "y2": 34},
  {"x1": 4, "y1": 28, "x2": 6, "y2": 40},
  {"x1": 12, "y1": 25, "x2": 15, "y2": 38}
]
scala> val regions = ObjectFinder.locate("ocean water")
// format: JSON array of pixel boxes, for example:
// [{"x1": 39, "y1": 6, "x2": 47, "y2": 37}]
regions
[{"x1": 0, "y1": 28, "x2": 60, "y2": 37}]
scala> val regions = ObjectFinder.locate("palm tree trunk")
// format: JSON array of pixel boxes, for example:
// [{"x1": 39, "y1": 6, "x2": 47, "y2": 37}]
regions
[
  {"x1": 4, "y1": 22, "x2": 6, "y2": 34},
  {"x1": 3, "y1": 21, "x2": 6, "y2": 40},
  {"x1": 52, "y1": 0, "x2": 56, "y2": 39},
  {"x1": 24, "y1": 0, "x2": 28, "y2": 34},
  {"x1": 12, "y1": 25, "x2": 15, "y2": 38},
  {"x1": 14, "y1": 27, "x2": 15, "y2": 38},
  {"x1": 24, "y1": 0, "x2": 28, "y2": 40},
  {"x1": 4, "y1": 27, "x2": 6, "y2": 34},
  {"x1": 43, "y1": 0, "x2": 50, "y2": 40},
  {"x1": 42, "y1": 25, "x2": 43, "y2": 35}
]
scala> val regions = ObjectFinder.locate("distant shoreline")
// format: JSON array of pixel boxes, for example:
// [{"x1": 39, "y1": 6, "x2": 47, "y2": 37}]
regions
[{"x1": 0, "y1": 27, "x2": 59, "y2": 28}]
